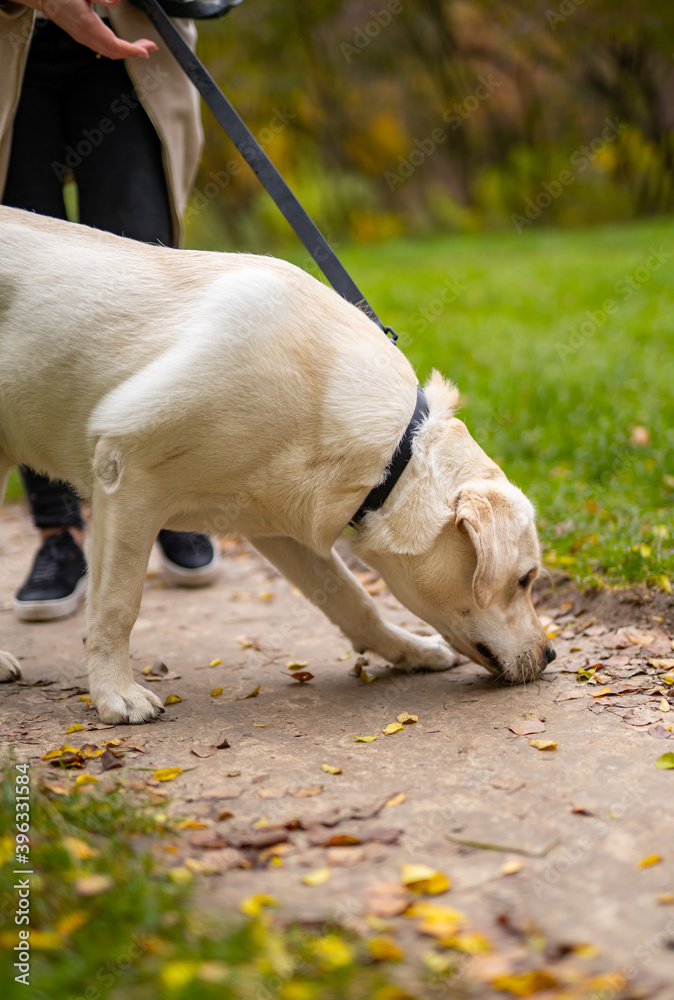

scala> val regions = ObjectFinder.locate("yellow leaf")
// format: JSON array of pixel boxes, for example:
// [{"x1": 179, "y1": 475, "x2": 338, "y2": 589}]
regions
[
  {"x1": 63, "y1": 837, "x2": 99, "y2": 860},
  {"x1": 401, "y1": 864, "x2": 450, "y2": 895},
  {"x1": 321, "y1": 764, "x2": 342, "y2": 774},
  {"x1": 253, "y1": 723, "x2": 267, "y2": 727},
  {"x1": 650, "y1": 659, "x2": 674, "y2": 669},
  {"x1": 66, "y1": 724, "x2": 84, "y2": 734},
  {"x1": 337, "y1": 652, "x2": 351, "y2": 660},
  {"x1": 442, "y1": 931, "x2": 492, "y2": 953},
  {"x1": 259, "y1": 591, "x2": 275, "y2": 601},
  {"x1": 244, "y1": 685, "x2": 261, "y2": 699},
  {"x1": 28, "y1": 931, "x2": 63, "y2": 950},
  {"x1": 239, "y1": 893, "x2": 277, "y2": 916},
  {"x1": 638, "y1": 854, "x2": 662, "y2": 868},
  {"x1": 397, "y1": 712, "x2": 418, "y2": 725},
  {"x1": 176, "y1": 820, "x2": 208, "y2": 830},
  {"x1": 361, "y1": 669, "x2": 377, "y2": 683},
  {"x1": 658, "y1": 575, "x2": 672, "y2": 594},
  {"x1": 168, "y1": 867, "x2": 193, "y2": 885},
  {"x1": 367, "y1": 937, "x2": 403, "y2": 961},
  {"x1": 74, "y1": 775, "x2": 98, "y2": 787},
  {"x1": 492, "y1": 970, "x2": 558, "y2": 995},
  {"x1": 657, "y1": 893, "x2": 674, "y2": 904},
  {"x1": 164, "y1": 694, "x2": 182, "y2": 705},
  {"x1": 252, "y1": 816, "x2": 269, "y2": 829},
  {"x1": 104, "y1": 739, "x2": 123, "y2": 747},
  {"x1": 41, "y1": 745, "x2": 80, "y2": 761},
  {"x1": 78, "y1": 695, "x2": 91, "y2": 705},
  {"x1": 660, "y1": 699, "x2": 670, "y2": 713},
  {"x1": 590, "y1": 686, "x2": 612, "y2": 698},
  {"x1": 353, "y1": 734, "x2": 377, "y2": 742},
  {"x1": 81, "y1": 746, "x2": 104, "y2": 759},
  {"x1": 55, "y1": 911, "x2": 86, "y2": 936},
  {"x1": 209, "y1": 658, "x2": 222, "y2": 667},
  {"x1": 383, "y1": 723, "x2": 404, "y2": 735},
  {"x1": 302, "y1": 867, "x2": 331, "y2": 887},
  {"x1": 529, "y1": 740, "x2": 558, "y2": 750},
  {"x1": 501, "y1": 858, "x2": 523, "y2": 876},
  {"x1": 153, "y1": 767, "x2": 183, "y2": 782},
  {"x1": 385, "y1": 792, "x2": 406, "y2": 808},
  {"x1": 160, "y1": 961, "x2": 198, "y2": 991},
  {"x1": 210, "y1": 687, "x2": 223, "y2": 697},
  {"x1": 286, "y1": 660, "x2": 308, "y2": 670},
  {"x1": 311, "y1": 934, "x2": 354, "y2": 968}
]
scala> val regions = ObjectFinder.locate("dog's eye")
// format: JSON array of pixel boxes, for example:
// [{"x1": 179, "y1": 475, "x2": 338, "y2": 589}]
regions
[{"x1": 518, "y1": 571, "x2": 534, "y2": 588}]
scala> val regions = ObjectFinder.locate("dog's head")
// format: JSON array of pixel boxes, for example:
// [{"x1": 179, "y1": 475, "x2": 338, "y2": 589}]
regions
[{"x1": 353, "y1": 373, "x2": 554, "y2": 683}]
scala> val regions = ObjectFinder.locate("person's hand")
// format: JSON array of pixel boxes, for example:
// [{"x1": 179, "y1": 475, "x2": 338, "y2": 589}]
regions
[{"x1": 21, "y1": 0, "x2": 158, "y2": 59}]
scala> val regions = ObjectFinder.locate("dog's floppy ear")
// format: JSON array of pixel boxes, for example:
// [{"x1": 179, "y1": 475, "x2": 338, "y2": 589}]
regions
[{"x1": 454, "y1": 487, "x2": 515, "y2": 609}]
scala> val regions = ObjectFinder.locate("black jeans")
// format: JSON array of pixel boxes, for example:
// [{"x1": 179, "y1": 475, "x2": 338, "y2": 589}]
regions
[{"x1": 3, "y1": 18, "x2": 173, "y2": 529}]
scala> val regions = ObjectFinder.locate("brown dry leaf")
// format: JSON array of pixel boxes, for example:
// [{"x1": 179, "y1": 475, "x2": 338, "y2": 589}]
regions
[
  {"x1": 191, "y1": 746, "x2": 218, "y2": 758},
  {"x1": 528, "y1": 740, "x2": 557, "y2": 751},
  {"x1": 490, "y1": 776, "x2": 525, "y2": 792},
  {"x1": 189, "y1": 829, "x2": 227, "y2": 850},
  {"x1": 624, "y1": 707, "x2": 662, "y2": 727},
  {"x1": 364, "y1": 881, "x2": 413, "y2": 918},
  {"x1": 216, "y1": 738, "x2": 231, "y2": 749},
  {"x1": 256, "y1": 786, "x2": 287, "y2": 799},
  {"x1": 509, "y1": 719, "x2": 546, "y2": 737},
  {"x1": 291, "y1": 784, "x2": 323, "y2": 797},
  {"x1": 200, "y1": 786, "x2": 243, "y2": 800},
  {"x1": 290, "y1": 672, "x2": 314, "y2": 683},
  {"x1": 647, "y1": 725, "x2": 672, "y2": 740},
  {"x1": 554, "y1": 690, "x2": 584, "y2": 702},
  {"x1": 99, "y1": 749, "x2": 123, "y2": 771},
  {"x1": 383, "y1": 722, "x2": 404, "y2": 735},
  {"x1": 216, "y1": 809, "x2": 234, "y2": 821},
  {"x1": 242, "y1": 685, "x2": 260, "y2": 699}
]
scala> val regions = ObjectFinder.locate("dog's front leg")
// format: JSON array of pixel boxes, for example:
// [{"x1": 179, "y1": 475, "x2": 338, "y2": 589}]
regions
[
  {"x1": 86, "y1": 484, "x2": 165, "y2": 724},
  {"x1": 249, "y1": 536, "x2": 458, "y2": 671}
]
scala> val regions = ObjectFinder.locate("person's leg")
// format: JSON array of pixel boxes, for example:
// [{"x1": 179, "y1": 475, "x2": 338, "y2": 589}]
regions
[
  {"x1": 3, "y1": 19, "x2": 88, "y2": 620},
  {"x1": 64, "y1": 45, "x2": 218, "y2": 585}
]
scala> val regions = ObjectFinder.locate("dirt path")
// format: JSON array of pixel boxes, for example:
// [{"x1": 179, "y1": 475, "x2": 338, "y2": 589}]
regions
[{"x1": 1, "y1": 502, "x2": 674, "y2": 996}]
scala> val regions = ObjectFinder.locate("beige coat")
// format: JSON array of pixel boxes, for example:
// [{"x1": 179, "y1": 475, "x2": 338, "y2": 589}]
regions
[{"x1": 0, "y1": 1, "x2": 203, "y2": 244}]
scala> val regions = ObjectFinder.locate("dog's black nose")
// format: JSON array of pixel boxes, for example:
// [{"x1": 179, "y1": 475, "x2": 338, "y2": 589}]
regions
[{"x1": 544, "y1": 645, "x2": 556, "y2": 665}]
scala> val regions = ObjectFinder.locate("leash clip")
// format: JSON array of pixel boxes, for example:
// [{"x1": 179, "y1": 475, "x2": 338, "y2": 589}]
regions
[{"x1": 383, "y1": 326, "x2": 399, "y2": 344}]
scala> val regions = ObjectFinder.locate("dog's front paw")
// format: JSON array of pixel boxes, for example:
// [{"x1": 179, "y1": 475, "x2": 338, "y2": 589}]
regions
[
  {"x1": 395, "y1": 634, "x2": 462, "y2": 673},
  {"x1": 93, "y1": 683, "x2": 165, "y2": 725},
  {"x1": 0, "y1": 651, "x2": 22, "y2": 682}
]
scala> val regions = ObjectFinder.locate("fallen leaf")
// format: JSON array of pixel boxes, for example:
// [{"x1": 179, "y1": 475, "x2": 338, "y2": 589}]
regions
[
  {"x1": 256, "y1": 786, "x2": 287, "y2": 799},
  {"x1": 661, "y1": 699, "x2": 671, "y2": 713},
  {"x1": 650, "y1": 659, "x2": 674, "y2": 669},
  {"x1": 216, "y1": 738, "x2": 231, "y2": 749},
  {"x1": 624, "y1": 707, "x2": 662, "y2": 727},
  {"x1": 509, "y1": 719, "x2": 546, "y2": 736},
  {"x1": 367, "y1": 937, "x2": 403, "y2": 962},
  {"x1": 98, "y1": 749, "x2": 123, "y2": 771},
  {"x1": 153, "y1": 767, "x2": 183, "y2": 782},
  {"x1": 63, "y1": 837, "x2": 99, "y2": 860},
  {"x1": 655, "y1": 752, "x2": 674, "y2": 769},
  {"x1": 145, "y1": 660, "x2": 168, "y2": 676},
  {"x1": 492, "y1": 971, "x2": 558, "y2": 995},
  {"x1": 74, "y1": 774, "x2": 98, "y2": 787},
  {"x1": 41, "y1": 745, "x2": 80, "y2": 761},
  {"x1": 554, "y1": 690, "x2": 584, "y2": 702},
  {"x1": 176, "y1": 820, "x2": 208, "y2": 830},
  {"x1": 291, "y1": 784, "x2": 323, "y2": 797},
  {"x1": 590, "y1": 686, "x2": 612, "y2": 698},
  {"x1": 401, "y1": 863, "x2": 450, "y2": 894},
  {"x1": 237, "y1": 636, "x2": 259, "y2": 649},
  {"x1": 258, "y1": 591, "x2": 275, "y2": 601},
  {"x1": 383, "y1": 723, "x2": 404, "y2": 735},
  {"x1": 286, "y1": 660, "x2": 308, "y2": 670},
  {"x1": 442, "y1": 931, "x2": 492, "y2": 954},
  {"x1": 65, "y1": 724, "x2": 84, "y2": 734},
  {"x1": 361, "y1": 669, "x2": 377, "y2": 683},
  {"x1": 188, "y1": 830, "x2": 226, "y2": 850},
  {"x1": 242, "y1": 685, "x2": 260, "y2": 699},
  {"x1": 385, "y1": 792, "x2": 406, "y2": 808},
  {"x1": 397, "y1": 712, "x2": 418, "y2": 725},
  {"x1": 253, "y1": 723, "x2": 267, "y2": 728},
  {"x1": 290, "y1": 672, "x2": 314, "y2": 683},
  {"x1": 364, "y1": 881, "x2": 412, "y2": 917},
  {"x1": 353, "y1": 734, "x2": 378, "y2": 742},
  {"x1": 529, "y1": 740, "x2": 557, "y2": 751},
  {"x1": 191, "y1": 746, "x2": 218, "y2": 758},
  {"x1": 501, "y1": 859, "x2": 523, "y2": 876},
  {"x1": 638, "y1": 854, "x2": 662, "y2": 868},
  {"x1": 647, "y1": 725, "x2": 672, "y2": 740},
  {"x1": 302, "y1": 867, "x2": 331, "y2": 886},
  {"x1": 164, "y1": 694, "x2": 182, "y2": 705},
  {"x1": 210, "y1": 688, "x2": 223, "y2": 698},
  {"x1": 657, "y1": 893, "x2": 674, "y2": 904},
  {"x1": 74, "y1": 874, "x2": 113, "y2": 896},
  {"x1": 209, "y1": 658, "x2": 222, "y2": 667},
  {"x1": 321, "y1": 764, "x2": 342, "y2": 774}
]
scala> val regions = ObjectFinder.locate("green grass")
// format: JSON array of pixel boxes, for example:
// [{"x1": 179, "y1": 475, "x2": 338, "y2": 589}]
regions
[
  {"x1": 0, "y1": 766, "x2": 418, "y2": 1000},
  {"x1": 7, "y1": 220, "x2": 672, "y2": 589},
  {"x1": 289, "y1": 220, "x2": 674, "y2": 590}
]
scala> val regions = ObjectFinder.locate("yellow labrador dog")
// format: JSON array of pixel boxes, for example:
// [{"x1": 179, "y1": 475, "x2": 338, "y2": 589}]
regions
[{"x1": 0, "y1": 207, "x2": 554, "y2": 724}]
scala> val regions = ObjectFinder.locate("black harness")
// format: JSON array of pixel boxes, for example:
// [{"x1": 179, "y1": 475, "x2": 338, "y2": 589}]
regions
[{"x1": 128, "y1": 0, "x2": 428, "y2": 524}]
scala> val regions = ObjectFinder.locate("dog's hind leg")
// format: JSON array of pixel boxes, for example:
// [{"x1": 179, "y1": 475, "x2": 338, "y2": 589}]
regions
[
  {"x1": 85, "y1": 475, "x2": 166, "y2": 724},
  {"x1": 249, "y1": 535, "x2": 459, "y2": 671},
  {"x1": 0, "y1": 462, "x2": 22, "y2": 681}
]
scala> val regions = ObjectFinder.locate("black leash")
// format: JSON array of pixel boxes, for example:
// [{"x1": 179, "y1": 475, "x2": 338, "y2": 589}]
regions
[{"x1": 128, "y1": 0, "x2": 398, "y2": 344}]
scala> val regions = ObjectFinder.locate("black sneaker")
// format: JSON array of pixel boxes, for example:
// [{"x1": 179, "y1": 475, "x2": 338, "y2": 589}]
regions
[
  {"x1": 14, "y1": 531, "x2": 88, "y2": 622},
  {"x1": 157, "y1": 531, "x2": 220, "y2": 587}
]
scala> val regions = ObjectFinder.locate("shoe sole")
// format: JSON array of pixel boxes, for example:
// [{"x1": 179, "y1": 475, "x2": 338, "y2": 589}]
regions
[
  {"x1": 159, "y1": 542, "x2": 221, "y2": 588},
  {"x1": 13, "y1": 575, "x2": 88, "y2": 622}
]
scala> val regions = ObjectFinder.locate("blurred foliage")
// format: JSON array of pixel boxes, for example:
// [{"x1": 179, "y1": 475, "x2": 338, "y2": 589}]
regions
[{"x1": 187, "y1": 0, "x2": 674, "y2": 250}]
